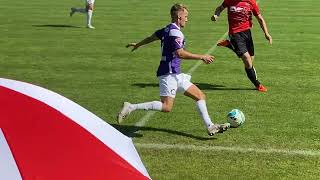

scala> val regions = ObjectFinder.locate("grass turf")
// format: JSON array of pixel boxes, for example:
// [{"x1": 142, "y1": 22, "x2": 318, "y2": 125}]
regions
[{"x1": 2, "y1": 0, "x2": 320, "y2": 179}]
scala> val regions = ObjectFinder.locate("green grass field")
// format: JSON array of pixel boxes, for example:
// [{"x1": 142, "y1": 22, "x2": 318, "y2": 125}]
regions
[{"x1": 2, "y1": 0, "x2": 320, "y2": 179}]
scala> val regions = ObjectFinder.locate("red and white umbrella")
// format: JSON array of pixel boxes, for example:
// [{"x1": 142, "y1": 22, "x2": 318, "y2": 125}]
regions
[{"x1": 0, "y1": 78, "x2": 150, "y2": 180}]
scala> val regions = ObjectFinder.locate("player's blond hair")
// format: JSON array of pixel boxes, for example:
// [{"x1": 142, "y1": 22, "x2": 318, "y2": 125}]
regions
[{"x1": 170, "y1": 3, "x2": 188, "y2": 20}]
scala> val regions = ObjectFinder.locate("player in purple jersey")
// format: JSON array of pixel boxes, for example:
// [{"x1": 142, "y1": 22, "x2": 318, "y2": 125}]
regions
[{"x1": 118, "y1": 3, "x2": 229, "y2": 136}]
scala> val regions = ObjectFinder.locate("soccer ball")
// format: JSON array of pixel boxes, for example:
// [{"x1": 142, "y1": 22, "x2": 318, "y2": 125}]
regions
[{"x1": 227, "y1": 109, "x2": 245, "y2": 128}]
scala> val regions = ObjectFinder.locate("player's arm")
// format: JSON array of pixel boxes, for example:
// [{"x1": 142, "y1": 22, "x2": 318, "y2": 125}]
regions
[
  {"x1": 211, "y1": 4, "x2": 226, "y2": 21},
  {"x1": 255, "y1": 14, "x2": 272, "y2": 45},
  {"x1": 126, "y1": 33, "x2": 159, "y2": 51},
  {"x1": 175, "y1": 48, "x2": 214, "y2": 64}
]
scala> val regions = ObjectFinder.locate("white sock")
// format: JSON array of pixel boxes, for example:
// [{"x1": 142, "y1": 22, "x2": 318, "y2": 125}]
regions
[
  {"x1": 73, "y1": 8, "x2": 87, "y2": 13},
  {"x1": 196, "y1": 100, "x2": 214, "y2": 128},
  {"x1": 87, "y1": 9, "x2": 93, "y2": 26},
  {"x1": 130, "y1": 101, "x2": 162, "y2": 111}
]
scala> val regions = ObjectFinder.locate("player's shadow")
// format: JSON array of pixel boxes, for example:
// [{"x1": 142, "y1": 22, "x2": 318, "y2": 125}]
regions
[
  {"x1": 32, "y1": 24, "x2": 81, "y2": 28},
  {"x1": 194, "y1": 83, "x2": 254, "y2": 91},
  {"x1": 132, "y1": 82, "x2": 254, "y2": 91},
  {"x1": 111, "y1": 124, "x2": 214, "y2": 140},
  {"x1": 132, "y1": 83, "x2": 158, "y2": 88}
]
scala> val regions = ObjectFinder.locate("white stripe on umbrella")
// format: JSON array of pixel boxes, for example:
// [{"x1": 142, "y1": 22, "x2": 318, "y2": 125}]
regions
[{"x1": 0, "y1": 129, "x2": 22, "y2": 180}]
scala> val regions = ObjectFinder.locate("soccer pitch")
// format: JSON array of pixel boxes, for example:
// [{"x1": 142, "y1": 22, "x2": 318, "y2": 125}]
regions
[{"x1": 2, "y1": 0, "x2": 320, "y2": 179}]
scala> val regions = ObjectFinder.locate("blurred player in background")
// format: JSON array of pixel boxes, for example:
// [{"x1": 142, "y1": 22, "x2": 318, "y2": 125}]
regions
[
  {"x1": 118, "y1": 3, "x2": 229, "y2": 136},
  {"x1": 211, "y1": 0, "x2": 272, "y2": 92},
  {"x1": 70, "y1": 0, "x2": 95, "y2": 29}
]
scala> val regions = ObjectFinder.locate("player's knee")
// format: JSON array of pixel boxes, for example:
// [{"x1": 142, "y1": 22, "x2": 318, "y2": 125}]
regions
[
  {"x1": 245, "y1": 62, "x2": 253, "y2": 69},
  {"x1": 86, "y1": 5, "x2": 94, "y2": 10},
  {"x1": 241, "y1": 54, "x2": 252, "y2": 68},
  {"x1": 241, "y1": 59, "x2": 252, "y2": 69},
  {"x1": 162, "y1": 104, "x2": 172, "y2": 112},
  {"x1": 193, "y1": 92, "x2": 206, "y2": 101},
  {"x1": 199, "y1": 91, "x2": 206, "y2": 100}
]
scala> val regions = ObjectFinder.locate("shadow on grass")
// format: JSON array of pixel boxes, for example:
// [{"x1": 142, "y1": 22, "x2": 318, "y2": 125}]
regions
[
  {"x1": 132, "y1": 83, "x2": 158, "y2": 88},
  {"x1": 32, "y1": 24, "x2": 81, "y2": 28},
  {"x1": 111, "y1": 124, "x2": 215, "y2": 141},
  {"x1": 194, "y1": 83, "x2": 254, "y2": 91},
  {"x1": 132, "y1": 82, "x2": 254, "y2": 91}
]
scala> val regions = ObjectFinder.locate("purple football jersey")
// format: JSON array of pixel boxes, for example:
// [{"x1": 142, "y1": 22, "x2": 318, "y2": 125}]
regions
[{"x1": 155, "y1": 23, "x2": 185, "y2": 77}]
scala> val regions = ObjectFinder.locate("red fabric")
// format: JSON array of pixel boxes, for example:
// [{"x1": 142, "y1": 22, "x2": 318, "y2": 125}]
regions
[
  {"x1": 0, "y1": 86, "x2": 149, "y2": 180},
  {"x1": 222, "y1": 0, "x2": 260, "y2": 34}
]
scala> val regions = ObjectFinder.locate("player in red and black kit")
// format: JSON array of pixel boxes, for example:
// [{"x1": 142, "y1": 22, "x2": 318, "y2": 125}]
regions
[{"x1": 211, "y1": 0, "x2": 272, "y2": 92}]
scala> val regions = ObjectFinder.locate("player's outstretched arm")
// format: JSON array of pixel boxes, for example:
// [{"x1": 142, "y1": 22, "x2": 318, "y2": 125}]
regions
[
  {"x1": 126, "y1": 33, "x2": 159, "y2": 51},
  {"x1": 211, "y1": 5, "x2": 225, "y2": 21},
  {"x1": 175, "y1": 48, "x2": 214, "y2": 64},
  {"x1": 255, "y1": 14, "x2": 273, "y2": 45}
]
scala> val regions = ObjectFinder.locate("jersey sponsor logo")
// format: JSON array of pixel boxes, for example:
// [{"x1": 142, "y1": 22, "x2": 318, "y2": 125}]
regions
[{"x1": 230, "y1": 6, "x2": 244, "y2": 12}]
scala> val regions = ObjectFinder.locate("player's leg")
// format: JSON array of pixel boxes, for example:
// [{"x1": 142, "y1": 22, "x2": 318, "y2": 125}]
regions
[
  {"x1": 243, "y1": 62, "x2": 267, "y2": 92},
  {"x1": 241, "y1": 52, "x2": 263, "y2": 88},
  {"x1": 117, "y1": 100, "x2": 164, "y2": 124},
  {"x1": 129, "y1": 75, "x2": 177, "y2": 113},
  {"x1": 178, "y1": 74, "x2": 227, "y2": 135},
  {"x1": 231, "y1": 30, "x2": 266, "y2": 92},
  {"x1": 117, "y1": 75, "x2": 176, "y2": 123},
  {"x1": 70, "y1": 7, "x2": 87, "y2": 16},
  {"x1": 184, "y1": 84, "x2": 227, "y2": 135},
  {"x1": 159, "y1": 96, "x2": 174, "y2": 112},
  {"x1": 241, "y1": 52, "x2": 258, "y2": 85},
  {"x1": 86, "y1": 0, "x2": 95, "y2": 29},
  {"x1": 244, "y1": 30, "x2": 267, "y2": 92},
  {"x1": 70, "y1": 3, "x2": 87, "y2": 17},
  {"x1": 217, "y1": 38, "x2": 235, "y2": 52},
  {"x1": 117, "y1": 96, "x2": 173, "y2": 122},
  {"x1": 183, "y1": 84, "x2": 211, "y2": 126}
]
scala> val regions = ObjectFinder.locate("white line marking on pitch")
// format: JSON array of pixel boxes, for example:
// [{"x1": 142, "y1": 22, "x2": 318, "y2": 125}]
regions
[
  {"x1": 187, "y1": 32, "x2": 228, "y2": 75},
  {"x1": 135, "y1": 143, "x2": 320, "y2": 157},
  {"x1": 133, "y1": 32, "x2": 229, "y2": 129}
]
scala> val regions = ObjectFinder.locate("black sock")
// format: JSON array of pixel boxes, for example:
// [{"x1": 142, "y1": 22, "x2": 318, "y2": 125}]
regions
[{"x1": 245, "y1": 67, "x2": 260, "y2": 87}]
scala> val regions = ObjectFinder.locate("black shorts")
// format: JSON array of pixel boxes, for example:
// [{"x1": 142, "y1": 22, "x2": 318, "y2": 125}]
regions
[{"x1": 229, "y1": 29, "x2": 254, "y2": 57}]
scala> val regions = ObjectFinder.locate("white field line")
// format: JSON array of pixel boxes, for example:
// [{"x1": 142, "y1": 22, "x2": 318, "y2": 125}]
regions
[
  {"x1": 135, "y1": 111, "x2": 157, "y2": 127},
  {"x1": 187, "y1": 31, "x2": 228, "y2": 75},
  {"x1": 135, "y1": 143, "x2": 320, "y2": 157},
  {"x1": 133, "y1": 32, "x2": 229, "y2": 128}
]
